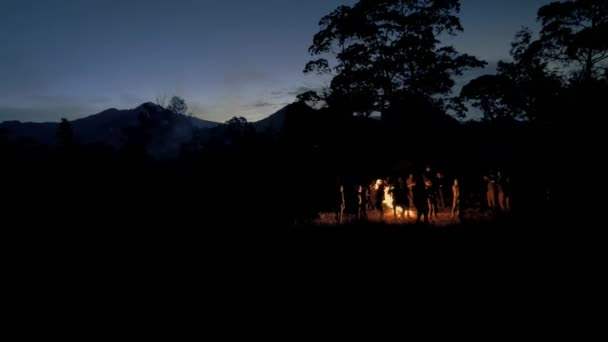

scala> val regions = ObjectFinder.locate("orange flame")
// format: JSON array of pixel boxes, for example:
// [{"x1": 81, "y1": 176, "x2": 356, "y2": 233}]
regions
[{"x1": 375, "y1": 179, "x2": 410, "y2": 218}]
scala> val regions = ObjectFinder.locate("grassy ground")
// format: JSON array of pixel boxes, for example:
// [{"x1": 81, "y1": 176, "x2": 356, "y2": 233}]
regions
[{"x1": 312, "y1": 206, "x2": 497, "y2": 227}]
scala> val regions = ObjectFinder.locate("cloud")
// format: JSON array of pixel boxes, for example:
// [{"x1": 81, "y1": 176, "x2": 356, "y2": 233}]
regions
[
  {"x1": 252, "y1": 101, "x2": 274, "y2": 108},
  {"x1": 0, "y1": 105, "x2": 85, "y2": 123},
  {"x1": 222, "y1": 65, "x2": 274, "y2": 90},
  {"x1": 187, "y1": 100, "x2": 213, "y2": 119},
  {"x1": 88, "y1": 96, "x2": 112, "y2": 105},
  {"x1": 0, "y1": 107, "x2": 49, "y2": 123},
  {"x1": 0, "y1": 53, "x2": 53, "y2": 98},
  {"x1": 0, "y1": 92, "x2": 121, "y2": 122},
  {"x1": 26, "y1": 94, "x2": 74, "y2": 105},
  {"x1": 267, "y1": 86, "x2": 323, "y2": 103},
  {"x1": 287, "y1": 86, "x2": 315, "y2": 96},
  {"x1": 0, "y1": 91, "x2": 98, "y2": 122}
]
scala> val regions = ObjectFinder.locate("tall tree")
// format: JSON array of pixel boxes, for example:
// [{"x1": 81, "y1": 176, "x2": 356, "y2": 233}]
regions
[
  {"x1": 304, "y1": 0, "x2": 486, "y2": 120},
  {"x1": 223, "y1": 117, "x2": 256, "y2": 147},
  {"x1": 460, "y1": 28, "x2": 563, "y2": 122},
  {"x1": 537, "y1": 0, "x2": 608, "y2": 81},
  {"x1": 167, "y1": 96, "x2": 188, "y2": 115}
]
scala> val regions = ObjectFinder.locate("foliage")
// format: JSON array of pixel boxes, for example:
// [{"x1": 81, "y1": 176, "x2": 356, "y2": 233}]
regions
[
  {"x1": 537, "y1": 0, "x2": 608, "y2": 80},
  {"x1": 167, "y1": 96, "x2": 188, "y2": 115},
  {"x1": 304, "y1": 0, "x2": 486, "y2": 119},
  {"x1": 460, "y1": 28, "x2": 563, "y2": 121}
]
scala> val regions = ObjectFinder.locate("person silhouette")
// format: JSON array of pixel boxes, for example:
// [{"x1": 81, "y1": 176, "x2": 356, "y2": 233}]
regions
[
  {"x1": 414, "y1": 175, "x2": 429, "y2": 224},
  {"x1": 426, "y1": 178, "x2": 439, "y2": 222},
  {"x1": 406, "y1": 173, "x2": 416, "y2": 218},
  {"x1": 393, "y1": 177, "x2": 408, "y2": 219},
  {"x1": 503, "y1": 175, "x2": 512, "y2": 212},
  {"x1": 484, "y1": 173, "x2": 496, "y2": 210},
  {"x1": 368, "y1": 180, "x2": 376, "y2": 211},
  {"x1": 357, "y1": 184, "x2": 368, "y2": 220},
  {"x1": 387, "y1": 180, "x2": 397, "y2": 216},
  {"x1": 375, "y1": 179, "x2": 385, "y2": 216},
  {"x1": 436, "y1": 171, "x2": 447, "y2": 210},
  {"x1": 335, "y1": 184, "x2": 345, "y2": 224},
  {"x1": 366, "y1": 181, "x2": 373, "y2": 211},
  {"x1": 496, "y1": 170, "x2": 506, "y2": 211},
  {"x1": 451, "y1": 178, "x2": 460, "y2": 219}
]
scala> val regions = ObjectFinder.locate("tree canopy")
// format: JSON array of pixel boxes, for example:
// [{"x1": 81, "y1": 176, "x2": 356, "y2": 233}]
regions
[
  {"x1": 537, "y1": 0, "x2": 608, "y2": 80},
  {"x1": 459, "y1": 0, "x2": 608, "y2": 122},
  {"x1": 460, "y1": 28, "x2": 563, "y2": 122},
  {"x1": 167, "y1": 96, "x2": 188, "y2": 115},
  {"x1": 304, "y1": 0, "x2": 486, "y2": 120}
]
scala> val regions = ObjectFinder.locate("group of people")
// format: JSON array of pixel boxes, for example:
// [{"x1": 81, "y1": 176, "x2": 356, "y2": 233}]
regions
[
  {"x1": 483, "y1": 170, "x2": 511, "y2": 212},
  {"x1": 334, "y1": 167, "x2": 513, "y2": 224},
  {"x1": 335, "y1": 167, "x2": 462, "y2": 224}
]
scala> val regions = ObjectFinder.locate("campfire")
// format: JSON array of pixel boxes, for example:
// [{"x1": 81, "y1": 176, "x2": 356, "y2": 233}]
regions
[{"x1": 374, "y1": 179, "x2": 411, "y2": 218}]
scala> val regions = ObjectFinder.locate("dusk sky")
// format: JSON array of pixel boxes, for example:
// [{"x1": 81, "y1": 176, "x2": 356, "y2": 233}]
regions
[{"x1": 0, "y1": 0, "x2": 551, "y2": 123}]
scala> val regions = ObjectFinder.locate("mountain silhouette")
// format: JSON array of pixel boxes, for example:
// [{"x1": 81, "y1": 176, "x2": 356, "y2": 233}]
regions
[
  {"x1": 0, "y1": 102, "x2": 300, "y2": 158},
  {"x1": 253, "y1": 105, "x2": 289, "y2": 134},
  {"x1": 0, "y1": 102, "x2": 219, "y2": 149}
]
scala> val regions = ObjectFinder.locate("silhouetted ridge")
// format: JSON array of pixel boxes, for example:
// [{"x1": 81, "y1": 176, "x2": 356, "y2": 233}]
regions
[
  {"x1": 253, "y1": 105, "x2": 289, "y2": 134},
  {"x1": 0, "y1": 103, "x2": 222, "y2": 158}
]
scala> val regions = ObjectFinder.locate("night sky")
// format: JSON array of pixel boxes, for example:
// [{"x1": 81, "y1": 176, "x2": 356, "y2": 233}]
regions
[{"x1": 1, "y1": 0, "x2": 550, "y2": 123}]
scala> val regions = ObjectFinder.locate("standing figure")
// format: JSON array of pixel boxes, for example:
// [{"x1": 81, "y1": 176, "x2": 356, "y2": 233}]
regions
[
  {"x1": 357, "y1": 185, "x2": 368, "y2": 220},
  {"x1": 496, "y1": 171, "x2": 506, "y2": 211},
  {"x1": 406, "y1": 174, "x2": 416, "y2": 218},
  {"x1": 436, "y1": 172, "x2": 447, "y2": 210},
  {"x1": 336, "y1": 184, "x2": 346, "y2": 224},
  {"x1": 393, "y1": 177, "x2": 408, "y2": 219},
  {"x1": 387, "y1": 181, "x2": 397, "y2": 215},
  {"x1": 426, "y1": 179, "x2": 439, "y2": 222},
  {"x1": 368, "y1": 181, "x2": 376, "y2": 211},
  {"x1": 375, "y1": 179, "x2": 385, "y2": 215},
  {"x1": 414, "y1": 176, "x2": 429, "y2": 224},
  {"x1": 451, "y1": 178, "x2": 460, "y2": 219},
  {"x1": 484, "y1": 173, "x2": 496, "y2": 210},
  {"x1": 366, "y1": 181, "x2": 373, "y2": 210},
  {"x1": 503, "y1": 176, "x2": 512, "y2": 212}
]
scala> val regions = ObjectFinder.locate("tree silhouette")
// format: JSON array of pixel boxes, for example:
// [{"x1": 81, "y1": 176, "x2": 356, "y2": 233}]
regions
[
  {"x1": 224, "y1": 116, "x2": 255, "y2": 143},
  {"x1": 460, "y1": 28, "x2": 563, "y2": 122},
  {"x1": 296, "y1": 90, "x2": 324, "y2": 108},
  {"x1": 57, "y1": 118, "x2": 74, "y2": 149},
  {"x1": 167, "y1": 96, "x2": 188, "y2": 115},
  {"x1": 155, "y1": 94, "x2": 169, "y2": 108},
  {"x1": 460, "y1": 75, "x2": 514, "y2": 121},
  {"x1": 304, "y1": 0, "x2": 486, "y2": 121},
  {"x1": 537, "y1": 0, "x2": 608, "y2": 81}
]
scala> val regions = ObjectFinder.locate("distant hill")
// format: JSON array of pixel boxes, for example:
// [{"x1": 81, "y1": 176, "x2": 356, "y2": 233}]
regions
[
  {"x1": 252, "y1": 102, "x2": 323, "y2": 138},
  {"x1": 0, "y1": 121, "x2": 59, "y2": 146},
  {"x1": 0, "y1": 102, "x2": 221, "y2": 157},
  {"x1": 0, "y1": 102, "x2": 301, "y2": 157},
  {"x1": 253, "y1": 105, "x2": 289, "y2": 134},
  {"x1": 0, "y1": 102, "x2": 318, "y2": 157}
]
